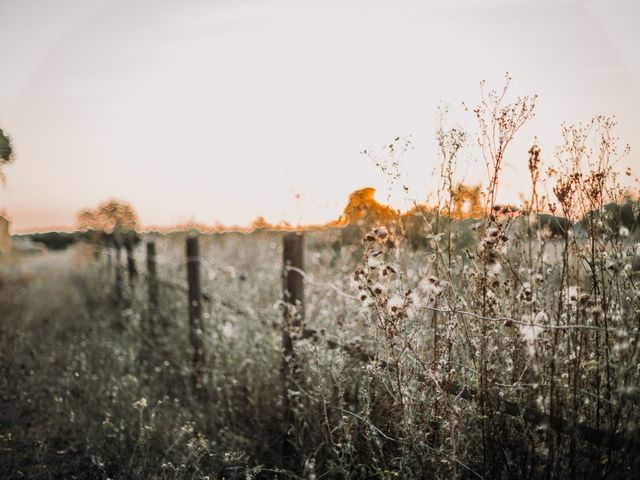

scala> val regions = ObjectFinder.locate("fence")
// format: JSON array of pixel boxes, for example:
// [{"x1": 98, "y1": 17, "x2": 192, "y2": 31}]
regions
[{"x1": 101, "y1": 232, "x2": 635, "y2": 452}]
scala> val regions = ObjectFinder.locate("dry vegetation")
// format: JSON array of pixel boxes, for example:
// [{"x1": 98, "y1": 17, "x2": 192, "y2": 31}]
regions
[{"x1": 1, "y1": 81, "x2": 640, "y2": 479}]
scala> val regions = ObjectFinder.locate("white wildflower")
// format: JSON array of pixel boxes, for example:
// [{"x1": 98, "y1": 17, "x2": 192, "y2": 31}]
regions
[
  {"x1": 419, "y1": 276, "x2": 442, "y2": 295},
  {"x1": 388, "y1": 294, "x2": 404, "y2": 309},
  {"x1": 565, "y1": 286, "x2": 579, "y2": 304},
  {"x1": 222, "y1": 321, "x2": 235, "y2": 338},
  {"x1": 367, "y1": 254, "x2": 383, "y2": 269}
]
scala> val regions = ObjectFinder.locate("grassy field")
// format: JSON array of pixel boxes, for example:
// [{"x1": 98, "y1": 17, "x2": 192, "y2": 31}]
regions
[
  {"x1": 1, "y1": 211, "x2": 639, "y2": 479},
  {"x1": 2, "y1": 106, "x2": 640, "y2": 478}
]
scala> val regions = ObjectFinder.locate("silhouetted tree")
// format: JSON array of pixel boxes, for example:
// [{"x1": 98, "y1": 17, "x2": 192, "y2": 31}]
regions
[
  {"x1": 0, "y1": 128, "x2": 15, "y2": 183},
  {"x1": 77, "y1": 199, "x2": 140, "y2": 293}
]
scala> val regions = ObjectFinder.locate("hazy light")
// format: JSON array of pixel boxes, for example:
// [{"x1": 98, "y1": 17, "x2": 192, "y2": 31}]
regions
[{"x1": 0, "y1": 0, "x2": 638, "y2": 232}]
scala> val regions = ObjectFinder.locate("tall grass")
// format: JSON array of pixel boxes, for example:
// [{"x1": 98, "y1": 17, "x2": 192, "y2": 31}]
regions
[{"x1": 1, "y1": 81, "x2": 639, "y2": 479}]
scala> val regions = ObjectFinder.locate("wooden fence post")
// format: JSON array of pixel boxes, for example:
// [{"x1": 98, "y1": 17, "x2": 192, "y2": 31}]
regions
[
  {"x1": 146, "y1": 241, "x2": 158, "y2": 308},
  {"x1": 125, "y1": 237, "x2": 138, "y2": 286},
  {"x1": 114, "y1": 244, "x2": 123, "y2": 304},
  {"x1": 186, "y1": 235, "x2": 206, "y2": 395},
  {"x1": 281, "y1": 232, "x2": 304, "y2": 464},
  {"x1": 282, "y1": 232, "x2": 304, "y2": 360},
  {"x1": 283, "y1": 232, "x2": 305, "y2": 323}
]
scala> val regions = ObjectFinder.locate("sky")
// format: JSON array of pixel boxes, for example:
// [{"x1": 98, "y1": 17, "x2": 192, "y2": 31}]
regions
[{"x1": 0, "y1": 0, "x2": 638, "y2": 232}]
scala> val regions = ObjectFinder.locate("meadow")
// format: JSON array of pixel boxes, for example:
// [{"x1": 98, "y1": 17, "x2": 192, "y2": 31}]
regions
[{"x1": 1, "y1": 93, "x2": 640, "y2": 479}]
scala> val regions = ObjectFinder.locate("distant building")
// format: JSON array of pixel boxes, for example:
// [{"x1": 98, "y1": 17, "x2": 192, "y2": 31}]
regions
[{"x1": 0, "y1": 214, "x2": 11, "y2": 256}]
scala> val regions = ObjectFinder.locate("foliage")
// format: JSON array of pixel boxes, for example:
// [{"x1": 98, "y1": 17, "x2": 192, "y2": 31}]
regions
[
  {"x1": 15, "y1": 231, "x2": 77, "y2": 250},
  {"x1": 77, "y1": 199, "x2": 140, "y2": 247},
  {"x1": 0, "y1": 128, "x2": 15, "y2": 183},
  {"x1": 1, "y1": 81, "x2": 639, "y2": 479}
]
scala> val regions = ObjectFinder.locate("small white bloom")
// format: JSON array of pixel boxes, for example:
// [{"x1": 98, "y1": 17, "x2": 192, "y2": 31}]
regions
[
  {"x1": 133, "y1": 397, "x2": 148, "y2": 410},
  {"x1": 388, "y1": 295, "x2": 404, "y2": 309}
]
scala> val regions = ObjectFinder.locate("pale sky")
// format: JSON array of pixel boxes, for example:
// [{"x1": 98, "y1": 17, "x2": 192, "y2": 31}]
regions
[{"x1": 0, "y1": 0, "x2": 638, "y2": 232}]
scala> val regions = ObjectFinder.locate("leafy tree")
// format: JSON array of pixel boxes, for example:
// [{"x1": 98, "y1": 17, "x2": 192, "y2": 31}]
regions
[
  {"x1": 78, "y1": 199, "x2": 138, "y2": 247},
  {"x1": 535, "y1": 213, "x2": 572, "y2": 238},
  {"x1": 77, "y1": 199, "x2": 140, "y2": 284},
  {"x1": 0, "y1": 128, "x2": 15, "y2": 183},
  {"x1": 21, "y1": 232, "x2": 77, "y2": 250},
  {"x1": 77, "y1": 199, "x2": 138, "y2": 241},
  {"x1": 339, "y1": 187, "x2": 398, "y2": 245}
]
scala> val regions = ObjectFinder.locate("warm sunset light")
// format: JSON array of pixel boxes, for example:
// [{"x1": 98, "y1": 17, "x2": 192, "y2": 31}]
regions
[
  {"x1": 2, "y1": 2, "x2": 639, "y2": 478},
  {"x1": 1, "y1": 0, "x2": 638, "y2": 232}
]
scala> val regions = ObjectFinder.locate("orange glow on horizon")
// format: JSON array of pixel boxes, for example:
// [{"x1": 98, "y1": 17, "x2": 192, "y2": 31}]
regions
[{"x1": 8, "y1": 185, "x2": 639, "y2": 235}]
